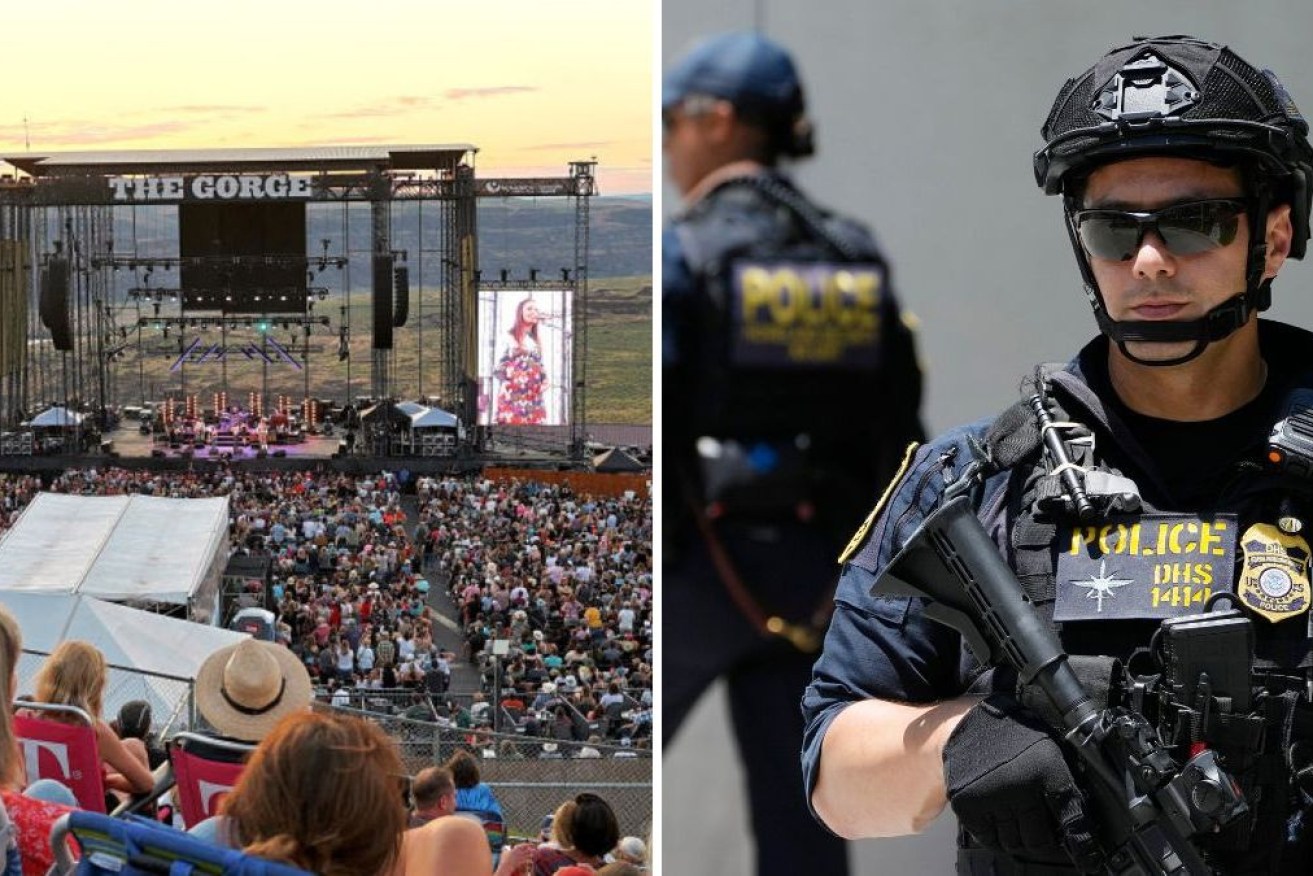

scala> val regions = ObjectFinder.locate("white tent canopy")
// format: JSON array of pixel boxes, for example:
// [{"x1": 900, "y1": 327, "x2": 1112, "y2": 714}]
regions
[
  {"x1": 28, "y1": 407, "x2": 84, "y2": 427},
  {"x1": 409, "y1": 406, "x2": 458, "y2": 429},
  {"x1": 3, "y1": 591, "x2": 249, "y2": 730},
  {"x1": 0, "y1": 493, "x2": 230, "y2": 609}
]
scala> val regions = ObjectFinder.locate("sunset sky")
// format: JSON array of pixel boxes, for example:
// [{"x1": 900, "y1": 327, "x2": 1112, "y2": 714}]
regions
[{"x1": 0, "y1": 0, "x2": 653, "y2": 194}]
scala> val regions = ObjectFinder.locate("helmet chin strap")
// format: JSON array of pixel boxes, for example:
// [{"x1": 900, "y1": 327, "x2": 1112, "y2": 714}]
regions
[
  {"x1": 1064, "y1": 191, "x2": 1272, "y2": 368},
  {"x1": 1092, "y1": 280, "x2": 1272, "y2": 367}
]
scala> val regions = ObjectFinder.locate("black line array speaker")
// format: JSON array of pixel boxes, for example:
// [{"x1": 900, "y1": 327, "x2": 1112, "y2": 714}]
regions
[
  {"x1": 372, "y1": 254, "x2": 394, "y2": 349},
  {"x1": 40, "y1": 258, "x2": 73, "y2": 351},
  {"x1": 393, "y1": 265, "x2": 410, "y2": 328}
]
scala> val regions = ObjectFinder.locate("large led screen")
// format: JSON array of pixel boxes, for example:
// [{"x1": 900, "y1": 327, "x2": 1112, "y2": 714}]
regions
[{"x1": 476, "y1": 289, "x2": 572, "y2": 426}]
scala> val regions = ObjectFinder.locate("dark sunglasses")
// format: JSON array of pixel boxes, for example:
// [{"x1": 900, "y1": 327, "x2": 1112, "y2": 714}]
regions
[{"x1": 1071, "y1": 198, "x2": 1248, "y2": 261}]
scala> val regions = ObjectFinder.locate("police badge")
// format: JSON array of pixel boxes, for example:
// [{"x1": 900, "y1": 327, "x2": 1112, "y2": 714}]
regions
[{"x1": 1238, "y1": 523, "x2": 1312, "y2": 622}]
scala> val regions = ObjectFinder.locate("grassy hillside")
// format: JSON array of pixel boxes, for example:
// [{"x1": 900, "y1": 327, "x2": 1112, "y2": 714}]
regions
[{"x1": 585, "y1": 277, "x2": 652, "y2": 424}]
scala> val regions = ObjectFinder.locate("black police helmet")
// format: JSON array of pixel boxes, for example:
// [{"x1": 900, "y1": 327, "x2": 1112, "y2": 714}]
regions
[
  {"x1": 663, "y1": 32, "x2": 814, "y2": 159},
  {"x1": 1035, "y1": 35, "x2": 1313, "y2": 258}
]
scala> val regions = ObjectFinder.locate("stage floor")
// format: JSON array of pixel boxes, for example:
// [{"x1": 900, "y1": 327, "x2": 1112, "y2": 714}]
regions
[{"x1": 105, "y1": 424, "x2": 341, "y2": 461}]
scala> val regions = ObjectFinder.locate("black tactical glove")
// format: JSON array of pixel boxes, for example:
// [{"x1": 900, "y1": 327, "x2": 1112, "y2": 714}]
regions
[{"x1": 943, "y1": 693, "x2": 1104, "y2": 872}]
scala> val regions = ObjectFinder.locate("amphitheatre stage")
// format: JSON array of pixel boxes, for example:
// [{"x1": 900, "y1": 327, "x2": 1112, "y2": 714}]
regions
[{"x1": 0, "y1": 145, "x2": 613, "y2": 467}]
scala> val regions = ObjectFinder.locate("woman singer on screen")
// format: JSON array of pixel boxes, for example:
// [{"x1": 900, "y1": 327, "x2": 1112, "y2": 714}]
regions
[{"x1": 493, "y1": 297, "x2": 548, "y2": 425}]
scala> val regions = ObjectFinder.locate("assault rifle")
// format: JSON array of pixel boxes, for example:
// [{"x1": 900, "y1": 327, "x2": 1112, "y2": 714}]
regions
[{"x1": 875, "y1": 496, "x2": 1247, "y2": 875}]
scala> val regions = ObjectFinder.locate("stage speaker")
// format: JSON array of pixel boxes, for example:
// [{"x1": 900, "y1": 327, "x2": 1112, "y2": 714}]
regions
[
  {"x1": 39, "y1": 258, "x2": 73, "y2": 351},
  {"x1": 150, "y1": 448, "x2": 166, "y2": 458},
  {"x1": 272, "y1": 449, "x2": 286, "y2": 458},
  {"x1": 372, "y1": 254, "x2": 394, "y2": 349},
  {"x1": 393, "y1": 265, "x2": 409, "y2": 328}
]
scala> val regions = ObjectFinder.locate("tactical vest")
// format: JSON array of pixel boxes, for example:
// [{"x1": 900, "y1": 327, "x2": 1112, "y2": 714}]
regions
[
  {"x1": 976, "y1": 365, "x2": 1313, "y2": 873},
  {"x1": 673, "y1": 173, "x2": 895, "y2": 442}
]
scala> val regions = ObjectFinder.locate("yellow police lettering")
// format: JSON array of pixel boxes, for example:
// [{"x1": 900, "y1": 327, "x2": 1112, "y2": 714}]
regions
[
  {"x1": 1199, "y1": 520, "x2": 1228, "y2": 556},
  {"x1": 1153, "y1": 563, "x2": 1213, "y2": 586},
  {"x1": 741, "y1": 267, "x2": 881, "y2": 329},
  {"x1": 1167, "y1": 522, "x2": 1198, "y2": 554},
  {"x1": 1098, "y1": 524, "x2": 1125, "y2": 555},
  {"x1": 739, "y1": 267, "x2": 775, "y2": 322},
  {"x1": 1070, "y1": 522, "x2": 1145, "y2": 556},
  {"x1": 1151, "y1": 584, "x2": 1213, "y2": 608},
  {"x1": 829, "y1": 271, "x2": 858, "y2": 328}
]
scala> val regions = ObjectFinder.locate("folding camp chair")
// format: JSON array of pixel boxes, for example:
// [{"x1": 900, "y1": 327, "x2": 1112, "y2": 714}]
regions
[
  {"x1": 13, "y1": 703, "x2": 105, "y2": 813},
  {"x1": 50, "y1": 810, "x2": 313, "y2": 875},
  {"x1": 167, "y1": 732, "x2": 255, "y2": 829}
]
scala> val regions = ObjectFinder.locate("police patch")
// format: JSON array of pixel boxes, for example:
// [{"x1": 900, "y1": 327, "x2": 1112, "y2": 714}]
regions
[
  {"x1": 1054, "y1": 514, "x2": 1236, "y2": 622},
  {"x1": 1238, "y1": 523, "x2": 1312, "y2": 623},
  {"x1": 729, "y1": 260, "x2": 884, "y2": 368}
]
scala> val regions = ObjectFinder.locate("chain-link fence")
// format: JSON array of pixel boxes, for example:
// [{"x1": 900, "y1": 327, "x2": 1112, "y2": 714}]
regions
[
  {"x1": 327, "y1": 703, "x2": 652, "y2": 841},
  {"x1": 18, "y1": 648, "x2": 196, "y2": 736},
  {"x1": 13, "y1": 652, "x2": 651, "y2": 841},
  {"x1": 319, "y1": 686, "x2": 651, "y2": 723}
]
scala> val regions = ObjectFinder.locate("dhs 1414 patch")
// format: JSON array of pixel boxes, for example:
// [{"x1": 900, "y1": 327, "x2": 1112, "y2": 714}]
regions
[{"x1": 1054, "y1": 514, "x2": 1236, "y2": 622}]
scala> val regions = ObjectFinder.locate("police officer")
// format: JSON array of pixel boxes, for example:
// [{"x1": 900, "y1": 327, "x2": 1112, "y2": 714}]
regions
[
  {"x1": 803, "y1": 35, "x2": 1313, "y2": 874},
  {"x1": 663, "y1": 31, "x2": 924, "y2": 876}
]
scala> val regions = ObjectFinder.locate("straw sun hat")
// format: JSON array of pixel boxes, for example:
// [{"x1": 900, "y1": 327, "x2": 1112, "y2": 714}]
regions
[{"x1": 195, "y1": 638, "x2": 313, "y2": 742}]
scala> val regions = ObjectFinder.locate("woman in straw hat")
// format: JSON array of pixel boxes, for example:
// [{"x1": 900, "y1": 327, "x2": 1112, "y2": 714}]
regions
[
  {"x1": 29, "y1": 641, "x2": 153, "y2": 799},
  {"x1": 194, "y1": 637, "x2": 314, "y2": 743},
  {"x1": 222, "y1": 710, "x2": 533, "y2": 876},
  {"x1": 185, "y1": 636, "x2": 316, "y2": 837}
]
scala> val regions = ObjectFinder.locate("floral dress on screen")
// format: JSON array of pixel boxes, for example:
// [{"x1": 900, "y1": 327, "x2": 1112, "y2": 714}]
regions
[{"x1": 494, "y1": 343, "x2": 547, "y2": 425}]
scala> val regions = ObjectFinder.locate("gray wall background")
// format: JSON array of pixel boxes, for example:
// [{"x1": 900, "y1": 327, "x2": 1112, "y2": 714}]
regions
[{"x1": 662, "y1": 3, "x2": 1313, "y2": 874}]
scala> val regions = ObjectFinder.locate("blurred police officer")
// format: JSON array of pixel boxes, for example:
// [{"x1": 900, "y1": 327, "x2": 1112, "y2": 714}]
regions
[
  {"x1": 804, "y1": 35, "x2": 1313, "y2": 874},
  {"x1": 663, "y1": 31, "x2": 924, "y2": 876}
]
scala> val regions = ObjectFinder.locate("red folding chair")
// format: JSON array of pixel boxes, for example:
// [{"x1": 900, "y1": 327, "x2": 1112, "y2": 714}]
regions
[
  {"x1": 13, "y1": 702, "x2": 106, "y2": 813},
  {"x1": 168, "y1": 731, "x2": 254, "y2": 828}
]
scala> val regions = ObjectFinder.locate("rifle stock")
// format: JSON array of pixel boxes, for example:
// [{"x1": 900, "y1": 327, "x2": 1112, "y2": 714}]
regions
[{"x1": 874, "y1": 496, "x2": 1243, "y2": 875}]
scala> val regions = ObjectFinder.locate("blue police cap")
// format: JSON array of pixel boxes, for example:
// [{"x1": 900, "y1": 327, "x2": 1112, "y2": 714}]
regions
[{"x1": 663, "y1": 32, "x2": 804, "y2": 118}]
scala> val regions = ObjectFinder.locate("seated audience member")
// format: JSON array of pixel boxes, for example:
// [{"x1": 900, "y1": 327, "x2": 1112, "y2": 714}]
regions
[
  {"x1": 221, "y1": 711, "x2": 405, "y2": 875},
  {"x1": 180, "y1": 640, "x2": 314, "y2": 840},
  {"x1": 537, "y1": 814, "x2": 555, "y2": 845},
  {"x1": 409, "y1": 766, "x2": 457, "y2": 827},
  {"x1": 531, "y1": 793, "x2": 620, "y2": 875},
  {"x1": 612, "y1": 836, "x2": 646, "y2": 868},
  {"x1": 28, "y1": 641, "x2": 153, "y2": 800},
  {"x1": 222, "y1": 711, "x2": 530, "y2": 876},
  {"x1": 445, "y1": 749, "x2": 504, "y2": 822},
  {"x1": 0, "y1": 606, "x2": 73, "y2": 876},
  {"x1": 114, "y1": 700, "x2": 167, "y2": 770},
  {"x1": 194, "y1": 638, "x2": 314, "y2": 746}
]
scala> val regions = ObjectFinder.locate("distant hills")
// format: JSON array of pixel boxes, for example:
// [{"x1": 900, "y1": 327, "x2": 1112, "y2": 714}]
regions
[
  {"x1": 109, "y1": 195, "x2": 652, "y2": 281},
  {"x1": 476, "y1": 195, "x2": 652, "y2": 279}
]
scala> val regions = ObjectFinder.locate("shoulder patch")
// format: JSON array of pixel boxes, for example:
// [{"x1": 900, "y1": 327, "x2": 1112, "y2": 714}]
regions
[{"x1": 838, "y1": 441, "x2": 920, "y2": 565}]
